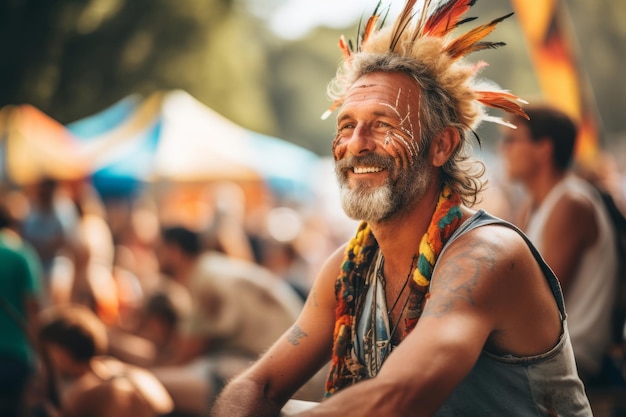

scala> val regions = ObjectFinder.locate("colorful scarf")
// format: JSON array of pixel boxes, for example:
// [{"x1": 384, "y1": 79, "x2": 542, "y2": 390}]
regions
[{"x1": 325, "y1": 185, "x2": 462, "y2": 396}]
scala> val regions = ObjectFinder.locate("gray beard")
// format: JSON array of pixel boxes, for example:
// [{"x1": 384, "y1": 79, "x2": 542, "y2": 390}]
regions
[
  {"x1": 336, "y1": 152, "x2": 432, "y2": 223},
  {"x1": 339, "y1": 182, "x2": 393, "y2": 222}
]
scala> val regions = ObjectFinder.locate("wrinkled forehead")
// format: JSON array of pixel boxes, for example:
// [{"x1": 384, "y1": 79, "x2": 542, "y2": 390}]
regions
[{"x1": 340, "y1": 72, "x2": 421, "y2": 115}]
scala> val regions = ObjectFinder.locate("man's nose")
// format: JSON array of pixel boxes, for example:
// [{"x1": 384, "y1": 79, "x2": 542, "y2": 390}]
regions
[{"x1": 346, "y1": 125, "x2": 377, "y2": 156}]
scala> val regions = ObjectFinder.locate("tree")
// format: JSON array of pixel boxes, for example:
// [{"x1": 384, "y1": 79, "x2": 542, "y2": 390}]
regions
[{"x1": 0, "y1": 0, "x2": 276, "y2": 133}]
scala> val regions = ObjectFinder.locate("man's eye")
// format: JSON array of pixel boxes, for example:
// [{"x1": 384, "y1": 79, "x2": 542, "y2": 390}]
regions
[{"x1": 338, "y1": 123, "x2": 354, "y2": 131}]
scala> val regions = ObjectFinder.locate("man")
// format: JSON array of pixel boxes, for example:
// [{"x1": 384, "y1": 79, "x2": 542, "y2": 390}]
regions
[
  {"x1": 501, "y1": 103, "x2": 619, "y2": 384},
  {"x1": 211, "y1": 1, "x2": 593, "y2": 416}
]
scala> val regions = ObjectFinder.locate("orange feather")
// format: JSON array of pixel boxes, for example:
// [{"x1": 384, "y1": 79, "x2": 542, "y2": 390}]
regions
[
  {"x1": 362, "y1": 13, "x2": 379, "y2": 45},
  {"x1": 445, "y1": 12, "x2": 513, "y2": 59},
  {"x1": 339, "y1": 35, "x2": 351, "y2": 59},
  {"x1": 321, "y1": 99, "x2": 343, "y2": 120},
  {"x1": 476, "y1": 91, "x2": 530, "y2": 120}
]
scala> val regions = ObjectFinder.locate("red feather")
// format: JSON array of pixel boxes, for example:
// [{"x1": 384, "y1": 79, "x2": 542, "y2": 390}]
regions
[{"x1": 424, "y1": 0, "x2": 476, "y2": 37}]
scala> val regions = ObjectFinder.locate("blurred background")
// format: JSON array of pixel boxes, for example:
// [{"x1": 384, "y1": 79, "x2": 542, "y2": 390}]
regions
[{"x1": 1, "y1": 1, "x2": 625, "y2": 415}]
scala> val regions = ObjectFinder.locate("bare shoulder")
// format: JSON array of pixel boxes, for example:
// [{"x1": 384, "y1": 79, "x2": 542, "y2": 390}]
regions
[
  {"x1": 427, "y1": 222, "x2": 529, "y2": 311},
  {"x1": 302, "y1": 243, "x2": 346, "y2": 310},
  {"x1": 553, "y1": 187, "x2": 597, "y2": 220},
  {"x1": 425, "y1": 221, "x2": 537, "y2": 315},
  {"x1": 546, "y1": 186, "x2": 599, "y2": 245},
  {"x1": 322, "y1": 243, "x2": 349, "y2": 275},
  {"x1": 278, "y1": 245, "x2": 345, "y2": 349},
  {"x1": 427, "y1": 222, "x2": 561, "y2": 355}
]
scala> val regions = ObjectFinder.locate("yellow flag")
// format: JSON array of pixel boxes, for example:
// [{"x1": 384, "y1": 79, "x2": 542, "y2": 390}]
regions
[{"x1": 510, "y1": 0, "x2": 600, "y2": 161}]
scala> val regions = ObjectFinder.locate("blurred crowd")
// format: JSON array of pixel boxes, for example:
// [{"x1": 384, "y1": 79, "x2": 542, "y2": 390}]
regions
[{"x1": 0, "y1": 176, "x2": 348, "y2": 417}]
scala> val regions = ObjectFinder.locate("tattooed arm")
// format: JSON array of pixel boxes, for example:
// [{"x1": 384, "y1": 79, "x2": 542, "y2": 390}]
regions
[
  {"x1": 210, "y1": 246, "x2": 345, "y2": 417},
  {"x1": 288, "y1": 225, "x2": 561, "y2": 417}
]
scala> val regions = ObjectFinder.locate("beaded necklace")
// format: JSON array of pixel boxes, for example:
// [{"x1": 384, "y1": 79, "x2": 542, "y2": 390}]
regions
[{"x1": 325, "y1": 185, "x2": 462, "y2": 396}]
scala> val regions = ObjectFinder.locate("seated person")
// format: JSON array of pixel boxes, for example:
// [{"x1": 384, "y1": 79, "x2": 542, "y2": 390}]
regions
[
  {"x1": 149, "y1": 226, "x2": 323, "y2": 416},
  {"x1": 38, "y1": 304, "x2": 173, "y2": 417}
]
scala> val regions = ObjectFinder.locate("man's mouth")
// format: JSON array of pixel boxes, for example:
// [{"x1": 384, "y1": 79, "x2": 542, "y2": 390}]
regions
[{"x1": 353, "y1": 166, "x2": 384, "y2": 174}]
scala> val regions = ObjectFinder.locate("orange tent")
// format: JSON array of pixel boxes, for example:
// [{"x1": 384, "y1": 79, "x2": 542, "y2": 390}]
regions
[{"x1": 0, "y1": 104, "x2": 89, "y2": 185}]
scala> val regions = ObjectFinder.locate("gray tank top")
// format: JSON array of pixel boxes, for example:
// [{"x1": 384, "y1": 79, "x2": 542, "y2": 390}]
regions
[{"x1": 432, "y1": 210, "x2": 592, "y2": 416}]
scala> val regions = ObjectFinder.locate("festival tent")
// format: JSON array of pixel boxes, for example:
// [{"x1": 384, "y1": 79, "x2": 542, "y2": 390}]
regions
[
  {"x1": 0, "y1": 104, "x2": 89, "y2": 186},
  {"x1": 67, "y1": 90, "x2": 320, "y2": 201}
]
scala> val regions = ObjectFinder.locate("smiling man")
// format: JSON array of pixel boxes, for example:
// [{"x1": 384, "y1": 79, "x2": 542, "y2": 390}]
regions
[{"x1": 211, "y1": 1, "x2": 593, "y2": 416}]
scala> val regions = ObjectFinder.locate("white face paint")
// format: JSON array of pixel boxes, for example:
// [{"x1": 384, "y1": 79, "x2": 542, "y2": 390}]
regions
[
  {"x1": 332, "y1": 72, "x2": 433, "y2": 223},
  {"x1": 379, "y1": 88, "x2": 420, "y2": 161}
]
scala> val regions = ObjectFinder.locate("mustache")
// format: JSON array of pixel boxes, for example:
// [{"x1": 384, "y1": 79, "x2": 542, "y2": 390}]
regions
[{"x1": 335, "y1": 153, "x2": 396, "y2": 176}]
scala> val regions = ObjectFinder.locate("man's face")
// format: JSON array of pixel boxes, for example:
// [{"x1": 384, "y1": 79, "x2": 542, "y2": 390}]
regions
[
  {"x1": 499, "y1": 122, "x2": 541, "y2": 183},
  {"x1": 333, "y1": 72, "x2": 432, "y2": 223}
]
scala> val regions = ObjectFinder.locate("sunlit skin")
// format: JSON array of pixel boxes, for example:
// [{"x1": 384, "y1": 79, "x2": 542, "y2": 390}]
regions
[
  {"x1": 332, "y1": 72, "x2": 423, "y2": 184},
  {"x1": 331, "y1": 72, "x2": 435, "y2": 224}
]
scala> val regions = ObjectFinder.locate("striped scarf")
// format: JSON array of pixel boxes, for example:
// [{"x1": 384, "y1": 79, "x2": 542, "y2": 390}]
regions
[{"x1": 325, "y1": 185, "x2": 462, "y2": 396}]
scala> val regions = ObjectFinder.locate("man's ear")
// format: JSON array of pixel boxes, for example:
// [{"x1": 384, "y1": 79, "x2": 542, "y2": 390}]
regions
[{"x1": 430, "y1": 127, "x2": 460, "y2": 167}]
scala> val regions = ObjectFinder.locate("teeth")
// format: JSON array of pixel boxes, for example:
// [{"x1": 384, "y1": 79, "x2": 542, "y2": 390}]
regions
[{"x1": 353, "y1": 166, "x2": 383, "y2": 174}]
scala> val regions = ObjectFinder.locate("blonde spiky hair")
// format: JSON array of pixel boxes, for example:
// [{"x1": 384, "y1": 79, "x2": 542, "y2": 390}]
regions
[{"x1": 322, "y1": 0, "x2": 529, "y2": 131}]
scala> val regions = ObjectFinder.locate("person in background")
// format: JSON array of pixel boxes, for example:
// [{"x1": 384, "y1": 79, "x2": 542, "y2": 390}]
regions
[
  {"x1": 110, "y1": 225, "x2": 317, "y2": 416},
  {"x1": 501, "y1": 103, "x2": 620, "y2": 385},
  {"x1": 0, "y1": 199, "x2": 43, "y2": 417},
  {"x1": 154, "y1": 225, "x2": 304, "y2": 365},
  {"x1": 62, "y1": 179, "x2": 117, "y2": 319},
  {"x1": 37, "y1": 304, "x2": 173, "y2": 417},
  {"x1": 211, "y1": 1, "x2": 592, "y2": 416},
  {"x1": 21, "y1": 178, "x2": 69, "y2": 303},
  {"x1": 255, "y1": 237, "x2": 311, "y2": 301}
]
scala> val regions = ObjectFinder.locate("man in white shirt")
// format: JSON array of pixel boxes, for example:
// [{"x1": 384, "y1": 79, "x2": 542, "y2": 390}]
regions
[{"x1": 501, "y1": 103, "x2": 619, "y2": 383}]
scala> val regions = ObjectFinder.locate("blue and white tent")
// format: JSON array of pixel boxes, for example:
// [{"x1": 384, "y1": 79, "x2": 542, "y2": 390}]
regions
[{"x1": 67, "y1": 90, "x2": 320, "y2": 201}]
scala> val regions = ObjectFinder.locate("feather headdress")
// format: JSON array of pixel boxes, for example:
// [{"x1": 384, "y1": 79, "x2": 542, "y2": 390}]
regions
[{"x1": 322, "y1": 0, "x2": 528, "y2": 129}]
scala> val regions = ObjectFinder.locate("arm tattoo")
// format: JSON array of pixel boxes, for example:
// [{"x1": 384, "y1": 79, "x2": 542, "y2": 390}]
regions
[
  {"x1": 422, "y1": 240, "x2": 497, "y2": 318},
  {"x1": 305, "y1": 290, "x2": 319, "y2": 308},
  {"x1": 287, "y1": 325, "x2": 308, "y2": 345}
]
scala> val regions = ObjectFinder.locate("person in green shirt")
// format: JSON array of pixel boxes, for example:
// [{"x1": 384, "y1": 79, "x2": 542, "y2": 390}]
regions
[{"x1": 0, "y1": 201, "x2": 43, "y2": 417}]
